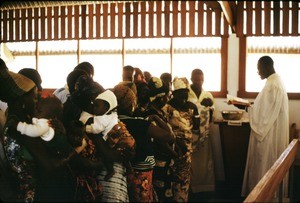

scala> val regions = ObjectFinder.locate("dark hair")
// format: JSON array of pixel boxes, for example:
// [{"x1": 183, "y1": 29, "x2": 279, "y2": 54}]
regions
[
  {"x1": 67, "y1": 69, "x2": 88, "y2": 94},
  {"x1": 70, "y1": 75, "x2": 105, "y2": 112},
  {"x1": 258, "y1": 55, "x2": 275, "y2": 75},
  {"x1": 74, "y1": 61, "x2": 94, "y2": 77},
  {"x1": 258, "y1": 56, "x2": 274, "y2": 67},
  {"x1": 0, "y1": 58, "x2": 8, "y2": 70},
  {"x1": 122, "y1": 65, "x2": 135, "y2": 82},
  {"x1": 191, "y1": 68, "x2": 203, "y2": 77},
  {"x1": 160, "y1": 72, "x2": 172, "y2": 83},
  {"x1": 38, "y1": 95, "x2": 63, "y2": 120},
  {"x1": 123, "y1": 65, "x2": 134, "y2": 72}
]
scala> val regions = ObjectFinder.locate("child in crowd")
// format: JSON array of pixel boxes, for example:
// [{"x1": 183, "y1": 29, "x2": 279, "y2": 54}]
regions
[
  {"x1": 65, "y1": 120, "x2": 104, "y2": 201},
  {"x1": 79, "y1": 89, "x2": 135, "y2": 180},
  {"x1": 11, "y1": 95, "x2": 79, "y2": 201},
  {"x1": 16, "y1": 95, "x2": 64, "y2": 143}
]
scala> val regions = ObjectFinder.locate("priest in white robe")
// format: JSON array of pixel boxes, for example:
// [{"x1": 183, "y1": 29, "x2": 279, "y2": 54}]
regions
[{"x1": 241, "y1": 56, "x2": 289, "y2": 196}]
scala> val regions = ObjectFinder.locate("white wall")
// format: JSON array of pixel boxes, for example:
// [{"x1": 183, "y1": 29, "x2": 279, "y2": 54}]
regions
[{"x1": 210, "y1": 34, "x2": 300, "y2": 181}]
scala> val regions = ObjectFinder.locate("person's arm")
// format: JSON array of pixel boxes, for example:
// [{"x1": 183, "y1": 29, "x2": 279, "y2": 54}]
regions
[
  {"x1": 188, "y1": 101, "x2": 200, "y2": 131},
  {"x1": 85, "y1": 116, "x2": 105, "y2": 134},
  {"x1": 147, "y1": 121, "x2": 175, "y2": 143},
  {"x1": 147, "y1": 120, "x2": 178, "y2": 158},
  {"x1": 17, "y1": 118, "x2": 50, "y2": 137},
  {"x1": 147, "y1": 114, "x2": 175, "y2": 140}
]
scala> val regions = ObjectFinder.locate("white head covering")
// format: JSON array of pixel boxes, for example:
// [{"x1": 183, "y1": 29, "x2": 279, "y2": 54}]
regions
[{"x1": 95, "y1": 89, "x2": 118, "y2": 114}]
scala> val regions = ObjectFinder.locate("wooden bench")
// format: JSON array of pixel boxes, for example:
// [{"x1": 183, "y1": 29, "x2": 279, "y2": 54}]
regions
[{"x1": 244, "y1": 139, "x2": 299, "y2": 203}]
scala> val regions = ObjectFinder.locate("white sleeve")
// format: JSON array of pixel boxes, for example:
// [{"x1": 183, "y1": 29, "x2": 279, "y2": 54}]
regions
[
  {"x1": 17, "y1": 118, "x2": 50, "y2": 138},
  {"x1": 249, "y1": 85, "x2": 284, "y2": 142},
  {"x1": 85, "y1": 116, "x2": 106, "y2": 134}
]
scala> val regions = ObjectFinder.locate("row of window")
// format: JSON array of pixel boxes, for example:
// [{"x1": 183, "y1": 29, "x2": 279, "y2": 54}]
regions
[{"x1": 1, "y1": 36, "x2": 299, "y2": 98}]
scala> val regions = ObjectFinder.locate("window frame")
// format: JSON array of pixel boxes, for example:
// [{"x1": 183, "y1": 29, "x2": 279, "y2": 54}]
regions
[
  {"x1": 214, "y1": 36, "x2": 228, "y2": 98},
  {"x1": 3, "y1": 37, "x2": 229, "y2": 98},
  {"x1": 238, "y1": 36, "x2": 300, "y2": 100}
]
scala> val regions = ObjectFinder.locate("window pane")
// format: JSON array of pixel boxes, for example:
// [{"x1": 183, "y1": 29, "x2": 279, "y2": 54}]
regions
[
  {"x1": 246, "y1": 37, "x2": 300, "y2": 93},
  {"x1": 39, "y1": 40, "x2": 77, "y2": 52},
  {"x1": 124, "y1": 54, "x2": 170, "y2": 78},
  {"x1": 173, "y1": 37, "x2": 221, "y2": 50},
  {"x1": 246, "y1": 53, "x2": 300, "y2": 92},
  {"x1": 124, "y1": 38, "x2": 171, "y2": 78},
  {"x1": 80, "y1": 55, "x2": 123, "y2": 89},
  {"x1": 125, "y1": 38, "x2": 170, "y2": 49},
  {"x1": 39, "y1": 55, "x2": 77, "y2": 89},
  {"x1": 38, "y1": 40, "x2": 78, "y2": 89},
  {"x1": 4, "y1": 42, "x2": 36, "y2": 72},
  {"x1": 81, "y1": 39, "x2": 122, "y2": 51},
  {"x1": 5, "y1": 41, "x2": 36, "y2": 52},
  {"x1": 172, "y1": 53, "x2": 221, "y2": 91},
  {"x1": 172, "y1": 37, "x2": 222, "y2": 91},
  {"x1": 6, "y1": 56, "x2": 36, "y2": 73},
  {"x1": 80, "y1": 39, "x2": 123, "y2": 89}
]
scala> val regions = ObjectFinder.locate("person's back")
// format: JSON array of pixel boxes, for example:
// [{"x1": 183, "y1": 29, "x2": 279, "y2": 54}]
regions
[
  {"x1": 119, "y1": 65, "x2": 137, "y2": 95},
  {"x1": 113, "y1": 83, "x2": 176, "y2": 202}
]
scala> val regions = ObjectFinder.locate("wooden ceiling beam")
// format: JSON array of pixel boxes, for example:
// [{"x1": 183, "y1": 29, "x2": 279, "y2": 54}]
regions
[{"x1": 218, "y1": 1, "x2": 237, "y2": 33}]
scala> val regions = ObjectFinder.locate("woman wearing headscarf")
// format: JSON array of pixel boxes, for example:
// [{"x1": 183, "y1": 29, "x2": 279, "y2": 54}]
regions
[
  {"x1": 0, "y1": 68, "x2": 101, "y2": 202},
  {"x1": 0, "y1": 69, "x2": 40, "y2": 202},
  {"x1": 162, "y1": 77, "x2": 200, "y2": 202},
  {"x1": 0, "y1": 70, "x2": 69, "y2": 202},
  {"x1": 61, "y1": 69, "x2": 91, "y2": 128},
  {"x1": 144, "y1": 77, "x2": 177, "y2": 202},
  {"x1": 77, "y1": 84, "x2": 130, "y2": 202},
  {"x1": 113, "y1": 83, "x2": 175, "y2": 202},
  {"x1": 53, "y1": 61, "x2": 95, "y2": 104}
]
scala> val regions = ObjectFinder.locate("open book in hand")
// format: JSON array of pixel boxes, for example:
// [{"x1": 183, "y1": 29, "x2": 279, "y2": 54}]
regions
[{"x1": 226, "y1": 94, "x2": 251, "y2": 107}]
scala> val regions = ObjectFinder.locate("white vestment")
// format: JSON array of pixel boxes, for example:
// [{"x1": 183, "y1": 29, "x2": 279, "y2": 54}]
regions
[{"x1": 241, "y1": 73, "x2": 289, "y2": 196}]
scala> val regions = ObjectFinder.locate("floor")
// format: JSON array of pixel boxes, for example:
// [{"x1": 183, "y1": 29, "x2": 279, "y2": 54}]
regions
[
  {"x1": 188, "y1": 163, "x2": 300, "y2": 203},
  {"x1": 290, "y1": 164, "x2": 300, "y2": 202},
  {"x1": 188, "y1": 181, "x2": 246, "y2": 203}
]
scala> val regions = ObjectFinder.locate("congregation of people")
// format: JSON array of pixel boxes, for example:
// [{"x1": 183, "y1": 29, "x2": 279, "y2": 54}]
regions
[
  {"x1": 0, "y1": 58, "x2": 215, "y2": 202},
  {"x1": 0, "y1": 54, "x2": 291, "y2": 202}
]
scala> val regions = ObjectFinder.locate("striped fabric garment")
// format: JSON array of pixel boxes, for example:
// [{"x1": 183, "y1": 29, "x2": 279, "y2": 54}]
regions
[
  {"x1": 97, "y1": 162, "x2": 129, "y2": 202},
  {"x1": 132, "y1": 155, "x2": 156, "y2": 171}
]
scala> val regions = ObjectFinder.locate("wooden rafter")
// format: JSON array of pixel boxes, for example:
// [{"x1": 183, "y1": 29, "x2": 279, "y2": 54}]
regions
[{"x1": 218, "y1": 1, "x2": 237, "y2": 33}]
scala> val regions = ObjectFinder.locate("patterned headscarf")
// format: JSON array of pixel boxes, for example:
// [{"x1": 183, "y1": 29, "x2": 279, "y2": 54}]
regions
[
  {"x1": 148, "y1": 76, "x2": 169, "y2": 102},
  {"x1": 173, "y1": 77, "x2": 189, "y2": 91},
  {"x1": 113, "y1": 83, "x2": 137, "y2": 115}
]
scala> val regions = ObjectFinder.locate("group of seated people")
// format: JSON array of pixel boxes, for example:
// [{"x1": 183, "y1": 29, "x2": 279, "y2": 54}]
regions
[{"x1": 0, "y1": 59, "x2": 214, "y2": 202}]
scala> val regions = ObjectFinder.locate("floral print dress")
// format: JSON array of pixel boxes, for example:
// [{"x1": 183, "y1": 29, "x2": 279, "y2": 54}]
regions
[
  {"x1": 162, "y1": 104, "x2": 194, "y2": 202},
  {"x1": 75, "y1": 137, "x2": 103, "y2": 202},
  {"x1": 3, "y1": 126, "x2": 37, "y2": 202}
]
